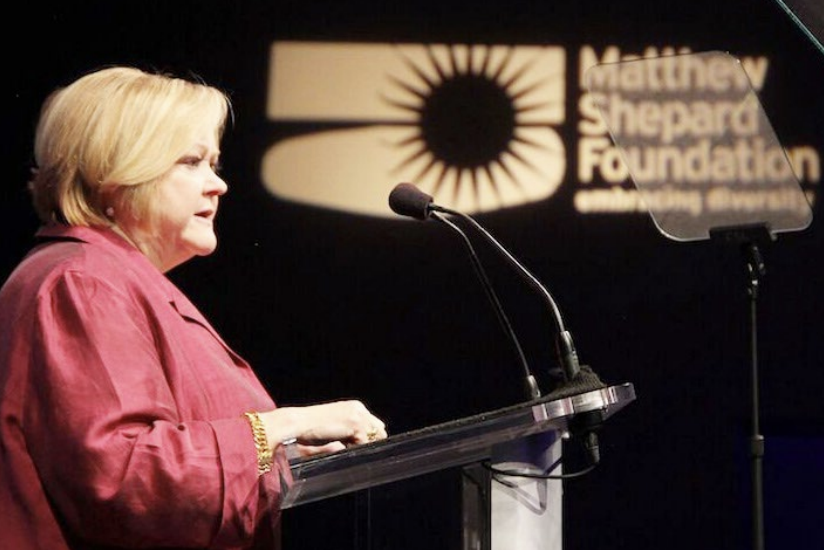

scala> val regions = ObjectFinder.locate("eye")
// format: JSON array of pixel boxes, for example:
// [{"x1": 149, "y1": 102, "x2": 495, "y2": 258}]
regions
[
  {"x1": 178, "y1": 155, "x2": 203, "y2": 168},
  {"x1": 177, "y1": 152, "x2": 222, "y2": 174}
]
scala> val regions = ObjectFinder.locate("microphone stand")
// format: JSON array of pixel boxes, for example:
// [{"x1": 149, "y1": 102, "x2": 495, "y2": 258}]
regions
[
  {"x1": 431, "y1": 211, "x2": 539, "y2": 400},
  {"x1": 709, "y1": 222, "x2": 774, "y2": 550},
  {"x1": 389, "y1": 182, "x2": 608, "y2": 470},
  {"x1": 430, "y1": 205, "x2": 608, "y2": 397},
  {"x1": 429, "y1": 206, "x2": 608, "y2": 469}
]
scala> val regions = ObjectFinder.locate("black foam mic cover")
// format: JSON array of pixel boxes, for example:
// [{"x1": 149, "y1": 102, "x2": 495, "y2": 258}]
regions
[{"x1": 388, "y1": 183, "x2": 434, "y2": 220}]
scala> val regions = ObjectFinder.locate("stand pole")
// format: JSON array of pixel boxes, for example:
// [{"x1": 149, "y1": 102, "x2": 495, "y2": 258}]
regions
[
  {"x1": 709, "y1": 223, "x2": 773, "y2": 550},
  {"x1": 744, "y1": 242, "x2": 765, "y2": 550}
]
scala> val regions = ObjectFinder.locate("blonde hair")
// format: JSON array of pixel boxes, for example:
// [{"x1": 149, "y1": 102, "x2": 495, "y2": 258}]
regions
[{"x1": 29, "y1": 66, "x2": 231, "y2": 226}]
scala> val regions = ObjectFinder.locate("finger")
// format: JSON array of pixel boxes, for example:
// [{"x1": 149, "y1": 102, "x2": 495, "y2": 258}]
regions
[
  {"x1": 362, "y1": 422, "x2": 388, "y2": 443},
  {"x1": 298, "y1": 441, "x2": 346, "y2": 457}
]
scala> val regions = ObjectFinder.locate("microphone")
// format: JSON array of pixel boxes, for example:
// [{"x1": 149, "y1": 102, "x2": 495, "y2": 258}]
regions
[
  {"x1": 388, "y1": 182, "x2": 433, "y2": 221},
  {"x1": 391, "y1": 185, "x2": 539, "y2": 399},
  {"x1": 388, "y1": 182, "x2": 607, "y2": 466},
  {"x1": 389, "y1": 182, "x2": 591, "y2": 388}
]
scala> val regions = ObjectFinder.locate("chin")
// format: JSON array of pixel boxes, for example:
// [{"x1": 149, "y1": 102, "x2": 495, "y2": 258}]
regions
[
  {"x1": 177, "y1": 226, "x2": 219, "y2": 259},
  {"x1": 196, "y1": 242, "x2": 218, "y2": 257},
  {"x1": 186, "y1": 237, "x2": 218, "y2": 259}
]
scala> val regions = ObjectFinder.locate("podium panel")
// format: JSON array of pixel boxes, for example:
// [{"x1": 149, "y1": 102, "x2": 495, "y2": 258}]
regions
[{"x1": 282, "y1": 383, "x2": 635, "y2": 509}]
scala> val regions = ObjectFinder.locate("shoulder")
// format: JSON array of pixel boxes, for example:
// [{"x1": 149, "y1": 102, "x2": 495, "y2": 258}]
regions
[{"x1": 0, "y1": 226, "x2": 169, "y2": 313}]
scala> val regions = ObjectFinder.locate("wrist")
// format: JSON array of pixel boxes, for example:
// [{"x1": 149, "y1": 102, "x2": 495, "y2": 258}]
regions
[{"x1": 243, "y1": 411, "x2": 274, "y2": 476}]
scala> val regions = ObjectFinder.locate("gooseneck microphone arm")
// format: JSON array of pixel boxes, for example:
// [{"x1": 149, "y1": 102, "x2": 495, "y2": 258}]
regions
[
  {"x1": 431, "y1": 211, "x2": 541, "y2": 400},
  {"x1": 429, "y1": 203, "x2": 582, "y2": 384},
  {"x1": 388, "y1": 181, "x2": 582, "y2": 387},
  {"x1": 389, "y1": 182, "x2": 605, "y2": 472},
  {"x1": 434, "y1": 206, "x2": 565, "y2": 330}
]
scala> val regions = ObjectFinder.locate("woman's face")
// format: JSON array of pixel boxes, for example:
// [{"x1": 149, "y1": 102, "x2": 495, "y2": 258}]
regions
[{"x1": 116, "y1": 133, "x2": 228, "y2": 272}]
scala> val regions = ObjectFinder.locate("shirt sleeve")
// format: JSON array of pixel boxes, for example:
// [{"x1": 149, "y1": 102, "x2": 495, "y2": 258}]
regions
[{"x1": 23, "y1": 268, "x2": 279, "y2": 548}]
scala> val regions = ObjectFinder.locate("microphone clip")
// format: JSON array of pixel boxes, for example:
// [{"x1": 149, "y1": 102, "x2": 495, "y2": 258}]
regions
[{"x1": 556, "y1": 330, "x2": 582, "y2": 383}]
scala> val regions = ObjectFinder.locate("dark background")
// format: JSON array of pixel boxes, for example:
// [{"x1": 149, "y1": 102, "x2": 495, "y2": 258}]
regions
[{"x1": 4, "y1": 1, "x2": 824, "y2": 549}]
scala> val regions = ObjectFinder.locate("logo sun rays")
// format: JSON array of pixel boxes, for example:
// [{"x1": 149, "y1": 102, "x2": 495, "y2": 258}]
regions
[
  {"x1": 384, "y1": 44, "x2": 565, "y2": 209},
  {"x1": 264, "y1": 42, "x2": 567, "y2": 216}
]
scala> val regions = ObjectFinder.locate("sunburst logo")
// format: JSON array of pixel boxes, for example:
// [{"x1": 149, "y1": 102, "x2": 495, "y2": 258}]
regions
[{"x1": 263, "y1": 41, "x2": 567, "y2": 217}]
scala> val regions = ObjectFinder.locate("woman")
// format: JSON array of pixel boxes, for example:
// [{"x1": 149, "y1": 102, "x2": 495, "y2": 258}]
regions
[{"x1": 0, "y1": 66, "x2": 387, "y2": 549}]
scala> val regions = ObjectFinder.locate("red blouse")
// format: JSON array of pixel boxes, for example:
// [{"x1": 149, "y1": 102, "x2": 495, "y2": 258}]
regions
[{"x1": 0, "y1": 224, "x2": 288, "y2": 549}]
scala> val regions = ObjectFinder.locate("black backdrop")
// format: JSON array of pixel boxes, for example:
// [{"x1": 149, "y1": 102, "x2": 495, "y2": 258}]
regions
[{"x1": 4, "y1": 1, "x2": 824, "y2": 549}]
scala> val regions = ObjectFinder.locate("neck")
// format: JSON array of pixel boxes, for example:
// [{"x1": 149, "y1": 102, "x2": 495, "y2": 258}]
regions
[{"x1": 108, "y1": 223, "x2": 175, "y2": 273}]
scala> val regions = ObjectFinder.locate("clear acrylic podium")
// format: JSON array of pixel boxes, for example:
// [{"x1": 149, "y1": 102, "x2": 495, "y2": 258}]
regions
[{"x1": 281, "y1": 383, "x2": 636, "y2": 549}]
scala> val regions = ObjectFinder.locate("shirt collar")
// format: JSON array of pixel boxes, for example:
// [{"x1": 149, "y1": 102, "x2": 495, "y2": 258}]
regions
[
  {"x1": 37, "y1": 222, "x2": 157, "y2": 264},
  {"x1": 35, "y1": 223, "x2": 167, "y2": 288},
  {"x1": 34, "y1": 223, "x2": 239, "y2": 361}
]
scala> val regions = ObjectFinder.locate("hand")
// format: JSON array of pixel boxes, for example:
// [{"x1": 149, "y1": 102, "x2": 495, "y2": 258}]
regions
[
  {"x1": 293, "y1": 441, "x2": 347, "y2": 458},
  {"x1": 260, "y1": 400, "x2": 387, "y2": 451}
]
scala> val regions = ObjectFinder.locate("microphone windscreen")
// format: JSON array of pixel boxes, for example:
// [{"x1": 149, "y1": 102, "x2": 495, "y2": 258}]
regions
[{"x1": 388, "y1": 183, "x2": 433, "y2": 220}]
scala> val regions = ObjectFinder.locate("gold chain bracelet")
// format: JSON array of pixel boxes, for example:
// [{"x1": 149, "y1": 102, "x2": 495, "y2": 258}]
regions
[{"x1": 244, "y1": 411, "x2": 273, "y2": 476}]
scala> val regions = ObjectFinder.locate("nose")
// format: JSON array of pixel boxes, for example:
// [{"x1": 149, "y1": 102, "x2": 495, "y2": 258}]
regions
[{"x1": 206, "y1": 172, "x2": 229, "y2": 196}]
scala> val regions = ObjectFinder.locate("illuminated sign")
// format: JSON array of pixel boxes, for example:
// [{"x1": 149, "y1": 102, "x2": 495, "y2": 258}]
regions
[
  {"x1": 264, "y1": 42, "x2": 566, "y2": 216},
  {"x1": 263, "y1": 42, "x2": 819, "y2": 222}
]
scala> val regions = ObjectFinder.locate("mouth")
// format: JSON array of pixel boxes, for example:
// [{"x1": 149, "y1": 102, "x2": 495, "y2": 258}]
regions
[{"x1": 194, "y1": 209, "x2": 216, "y2": 223}]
